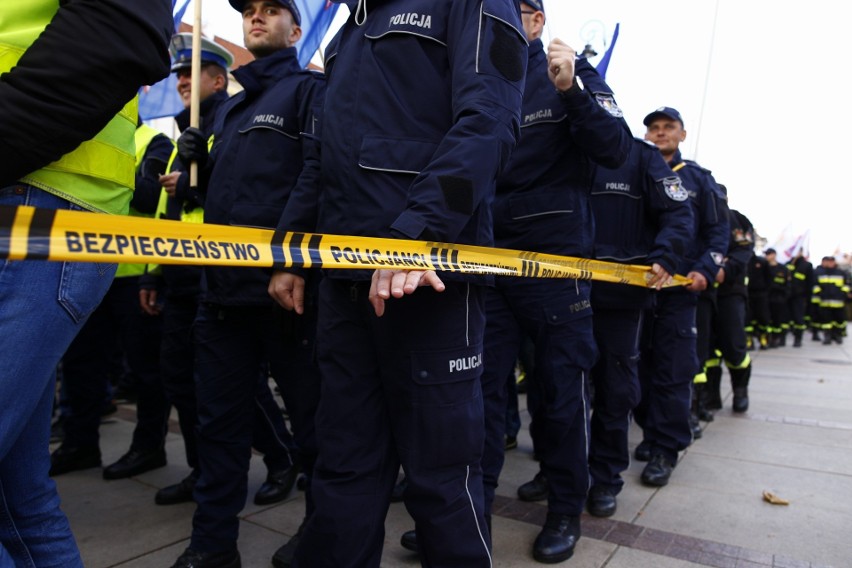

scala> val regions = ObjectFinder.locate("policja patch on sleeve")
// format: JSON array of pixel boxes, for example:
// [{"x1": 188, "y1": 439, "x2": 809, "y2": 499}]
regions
[
  {"x1": 663, "y1": 176, "x2": 689, "y2": 202},
  {"x1": 594, "y1": 93, "x2": 624, "y2": 118}
]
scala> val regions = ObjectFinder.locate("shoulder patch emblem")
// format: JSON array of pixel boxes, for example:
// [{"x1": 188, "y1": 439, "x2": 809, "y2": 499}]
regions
[
  {"x1": 663, "y1": 177, "x2": 688, "y2": 202},
  {"x1": 594, "y1": 93, "x2": 623, "y2": 118},
  {"x1": 711, "y1": 252, "x2": 725, "y2": 266}
]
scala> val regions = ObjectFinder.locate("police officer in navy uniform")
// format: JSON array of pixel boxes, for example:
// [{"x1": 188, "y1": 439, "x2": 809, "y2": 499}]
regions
[
  {"x1": 145, "y1": 34, "x2": 303, "y2": 511},
  {"x1": 403, "y1": 2, "x2": 630, "y2": 558},
  {"x1": 168, "y1": 1, "x2": 325, "y2": 566},
  {"x1": 142, "y1": 33, "x2": 234, "y2": 504},
  {"x1": 634, "y1": 107, "x2": 729, "y2": 486},
  {"x1": 478, "y1": 1, "x2": 631, "y2": 562},
  {"x1": 586, "y1": 138, "x2": 693, "y2": 517},
  {"x1": 269, "y1": 0, "x2": 526, "y2": 565}
]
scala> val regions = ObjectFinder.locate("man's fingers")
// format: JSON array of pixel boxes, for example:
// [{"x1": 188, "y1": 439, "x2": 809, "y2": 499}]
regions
[
  {"x1": 268, "y1": 273, "x2": 305, "y2": 314},
  {"x1": 368, "y1": 269, "x2": 445, "y2": 316}
]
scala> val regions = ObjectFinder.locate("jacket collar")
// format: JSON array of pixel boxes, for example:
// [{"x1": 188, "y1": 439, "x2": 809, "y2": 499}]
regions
[{"x1": 233, "y1": 47, "x2": 301, "y2": 95}]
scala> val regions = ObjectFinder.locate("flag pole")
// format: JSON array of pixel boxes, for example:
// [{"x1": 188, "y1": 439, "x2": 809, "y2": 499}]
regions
[{"x1": 189, "y1": 0, "x2": 203, "y2": 187}]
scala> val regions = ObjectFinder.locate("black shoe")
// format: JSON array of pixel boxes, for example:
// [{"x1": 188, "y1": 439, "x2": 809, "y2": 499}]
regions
[
  {"x1": 633, "y1": 440, "x2": 651, "y2": 462},
  {"x1": 812, "y1": 332, "x2": 821, "y2": 342},
  {"x1": 254, "y1": 464, "x2": 299, "y2": 505},
  {"x1": 390, "y1": 475, "x2": 407, "y2": 503},
  {"x1": 49, "y1": 445, "x2": 101, "y2": 476},
  {"x1": 732, "y1": 387, "x2": 749, "y2": 413},
  {"x1": 586, "y1": 486, "x2": 616, "y2": 518},
  {"x1": 505, "y1": 435, "x2": 518, "y2": 450},
  {"x1": 171, "y1": 548, "x2": 240, "y2": 568},
  {"x1": 271, "y1": 519, "x2": 306, "y2": 568},
  {"x1": 400, "y1": 529, "x2": 419, "y2": 553},
  {"x1": 156, "y1": 474, "x2": 197, "y2": 505},
  {"x1": 103, "y1": 448, "x2": 166, "y2": 480},
  {"x1": 689, "y1": 414, "x2": 703, "y2": 440},
  {"x1": 517, "y1": 471, "x2": 548, "y2": 502},
  {"x1": 793, "y1": 334, "x2": 803, "y2": 347},
  {"x1": 532, "y1": 513, "x2": 580, "y2": 564},
  {"x1": 296, "y1": 473, "x2": 308, "y2": 492},
  {"x1": 641, "y1": 453, "x2": 674, "y2": 487}
]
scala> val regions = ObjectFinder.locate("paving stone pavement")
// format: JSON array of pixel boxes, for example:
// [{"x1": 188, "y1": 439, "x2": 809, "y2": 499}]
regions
[{"x1": 52, "y1": 327, "x2": 852, "y2": 567}]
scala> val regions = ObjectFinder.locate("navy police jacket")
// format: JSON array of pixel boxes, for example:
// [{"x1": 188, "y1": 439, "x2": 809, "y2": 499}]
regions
[
  {"x1": 197, "y1": 47, "x2": 325, "y2": 305},
  {"x1": 493, "y1": 40, "x2": 631, "y2": 260},
  {"x1": 278, "y1": 0, "x2": 527, "y2": 282},
  {"x1": 591, "y1": 138, "x2": 694, "y2": 309},
  {"x1": 668, "y1": 150, "x2": 729, "y2": 287}
]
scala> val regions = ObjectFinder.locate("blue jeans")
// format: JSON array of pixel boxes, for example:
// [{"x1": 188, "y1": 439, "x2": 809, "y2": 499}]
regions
[{"x1": 0, "y1": 185, "x2": 116, "y2": 567}]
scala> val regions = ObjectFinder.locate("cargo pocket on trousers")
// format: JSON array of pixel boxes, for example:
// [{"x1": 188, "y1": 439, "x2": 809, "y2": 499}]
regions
[{"x1": 409, "y1": 345, "x2": 485, "y2": 469}]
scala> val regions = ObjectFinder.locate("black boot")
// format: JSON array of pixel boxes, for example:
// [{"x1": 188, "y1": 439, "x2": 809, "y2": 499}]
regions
[
  {"x1": 518, "y1": 471, "x2": 548, "y2": 502},
  {"x1": 793, "y1": 330, "x2": 803, "y2": 347},
  {"x1": 533, "y1": 513, "x2": 580, "y2": 563},
  {"x1": 691, "y1": 383, "x2": 712, "y2": 428},
  {"x1": 704, "y1": 366, "x2": 723, "y2": 411},
  {"x1": 730, "y1": 364, "x2": 751, "y2": 413}
]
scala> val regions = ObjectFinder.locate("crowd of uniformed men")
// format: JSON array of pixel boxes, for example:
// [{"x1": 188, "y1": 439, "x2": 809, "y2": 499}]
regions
[{"x1": 3, "y1": 0, "x2": 851, "y2": 567}]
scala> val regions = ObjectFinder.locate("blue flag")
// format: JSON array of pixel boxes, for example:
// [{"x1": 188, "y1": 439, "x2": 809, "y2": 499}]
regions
[
  {"x1": 139, "y1": 0, "x2": 339, "y2": 121},
  {"x1": 296, "y1": 0, "x2": 340, "y2": 68},
  {"x1": 595, "y1": 23, "x2": 619, "y2": 80}
]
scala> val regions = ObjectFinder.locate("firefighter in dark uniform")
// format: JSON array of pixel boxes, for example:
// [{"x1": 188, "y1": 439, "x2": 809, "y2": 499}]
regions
[
  {"x1": 813, "y1": 256, "x2": 850, "y2": 344},
  {"x1": 634, "y1": 107, "x2": 729, "y2": 487},
  {"x1": 746, "y1": 251, "x2": 772, "y2": 351},
  {"x1": 268, "y1": 0, "x2": 527, "y2": 565},
  {"x1": 699, "y1": 200, "x2": 755, "y2": 415},
  {"x1": 143, "y1": 34, "x2": 302, "y2": 512},
  {"x1": 765, "y1": 248, "x2": 791, "y2": 347},
  {"x1": 786, "y1": 251, "x2": 815, "y2": 347},
  {"x1": 586, "y1": 138, "x2": 692, "y2": 518},
  {"x1": 167, "y1": 1, "x2": 325, "y2": 566}
]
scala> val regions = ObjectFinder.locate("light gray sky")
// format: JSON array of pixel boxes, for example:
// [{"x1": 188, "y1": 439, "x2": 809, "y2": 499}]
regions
[{"x1": 188, "y1": 0, "x2": 850, "y2": 260}]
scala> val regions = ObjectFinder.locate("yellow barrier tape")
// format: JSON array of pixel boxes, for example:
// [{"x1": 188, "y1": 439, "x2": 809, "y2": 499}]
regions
[{"x1": 0, "y1": 205, "x2": 690, "y2": 288}]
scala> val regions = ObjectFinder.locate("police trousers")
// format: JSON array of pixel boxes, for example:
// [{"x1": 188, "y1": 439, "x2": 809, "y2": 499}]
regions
[
  {"x1": 294, "y1": 278, "x2": 491, "y2": 568},
  {"x1": 481, "y1": 278, "x2": 597, "y2": 517}
]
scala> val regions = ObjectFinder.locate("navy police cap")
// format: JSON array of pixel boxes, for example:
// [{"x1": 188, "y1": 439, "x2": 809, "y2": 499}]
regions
[
  {"x1": 169, "y1": 33, "x2": 234, "y2": 72},
  {"x1": 643, "y1": 106, "x2": 684, "y2": 128},
  {"x1": 229, "y1": 0, "x2": 302, "y2": 26},
  {"x1": 523, "y1": 0, "x2": 545, "y2": 12}
]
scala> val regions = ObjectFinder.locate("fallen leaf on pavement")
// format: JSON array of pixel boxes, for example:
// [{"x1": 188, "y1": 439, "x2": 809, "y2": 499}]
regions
[{"x1": 763, "y1": 490, "x2": 790, "y2": 505}]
